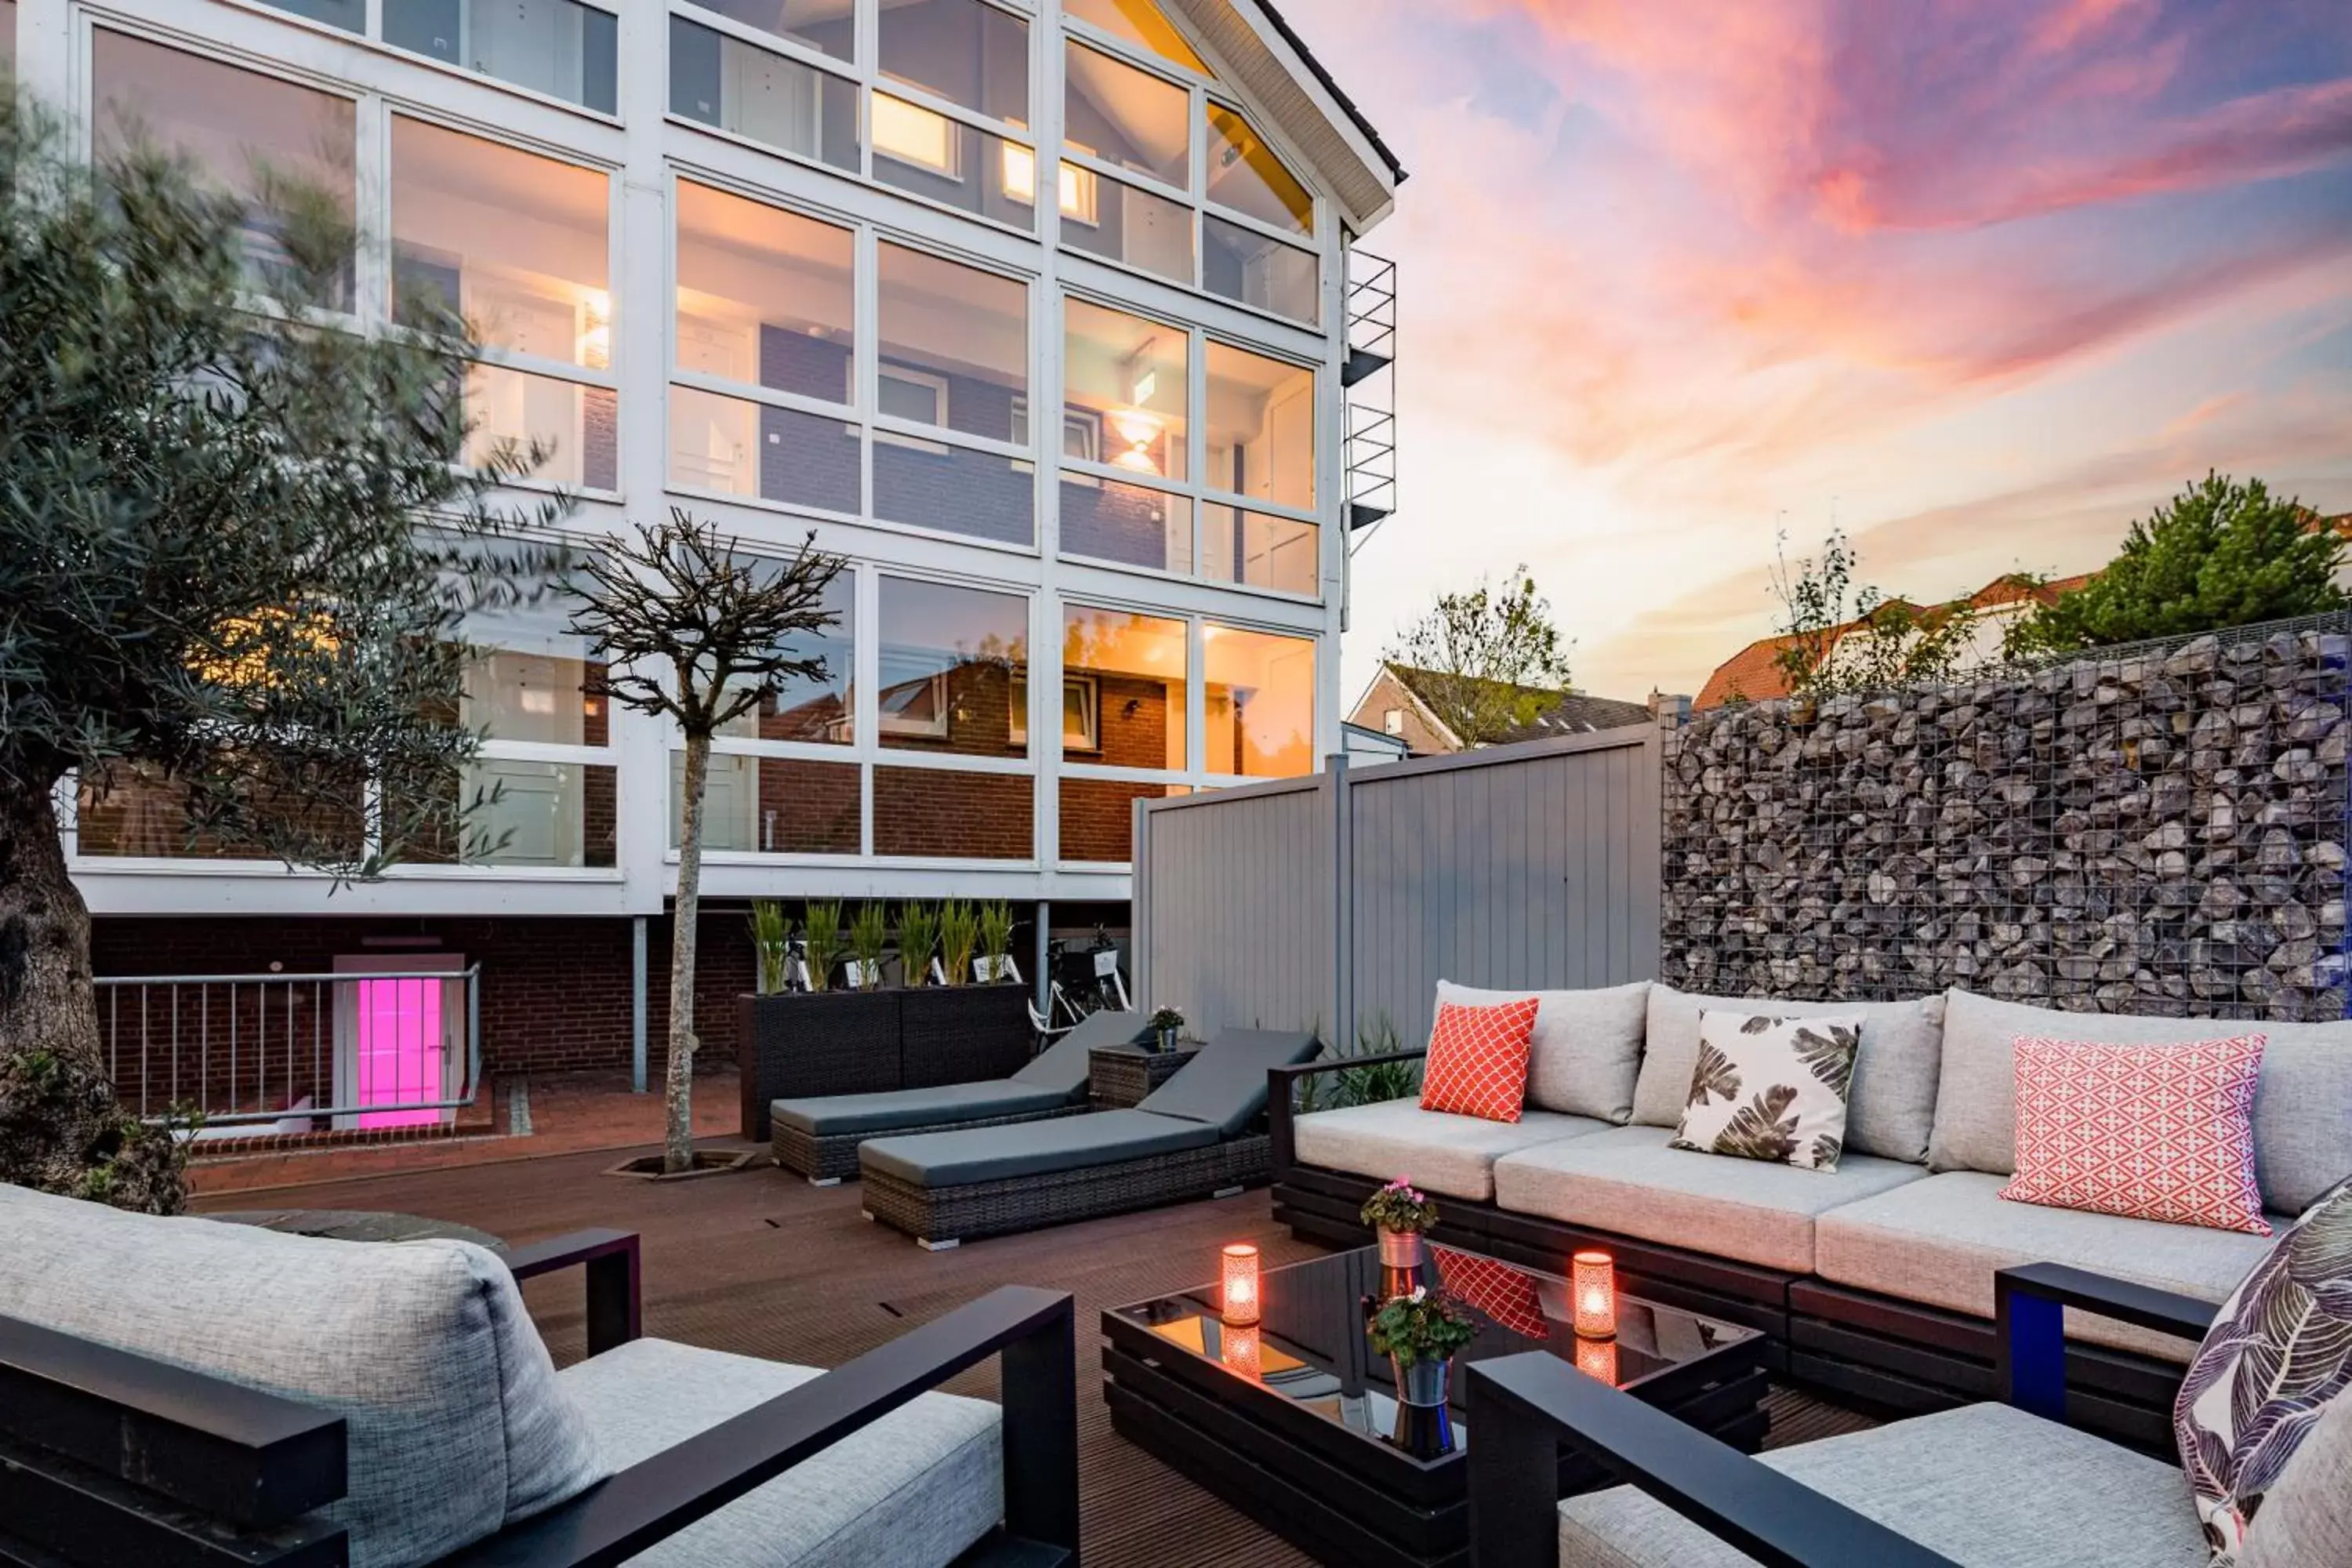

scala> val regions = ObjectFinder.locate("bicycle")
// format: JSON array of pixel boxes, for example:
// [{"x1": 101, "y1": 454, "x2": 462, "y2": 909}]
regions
[{"x1": 1026, "y1": 926, "x2": 1131, "y2": 1038}]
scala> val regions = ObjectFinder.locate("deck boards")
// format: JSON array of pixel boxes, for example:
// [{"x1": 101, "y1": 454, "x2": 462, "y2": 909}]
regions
[{"x1": 197, "y1": 1146, "x2": 1875, "y2": 1566}]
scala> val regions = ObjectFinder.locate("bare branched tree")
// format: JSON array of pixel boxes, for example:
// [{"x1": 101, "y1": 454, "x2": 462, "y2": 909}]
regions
[{"x1": 569, "y1": 510, "x2": 846, "y2": 1174}]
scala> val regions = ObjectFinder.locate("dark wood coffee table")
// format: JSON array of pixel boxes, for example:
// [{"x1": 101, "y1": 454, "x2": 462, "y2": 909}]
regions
[{"x1": 1102, "y1": 1240, "x2": 1769, "y2": 1568}]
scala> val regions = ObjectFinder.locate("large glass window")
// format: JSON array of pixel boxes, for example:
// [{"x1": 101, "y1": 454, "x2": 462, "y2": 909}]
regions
[
  {"x1": 1202, "y1": 503, "x2": 1316, "y2": 596},
  {"x1": 1064, "y1": 607, "x2": 1186, "y2": 769},
  {"x1": 716, "y1": 570, "x2": 855, "y2": 744},
  {"x1": 1207, "y1": 343, "x2": 1315, "y2": 508},
  {"x1": 391, "y1": 118, "x2": 610, "y2": 368},
  {"x1": 1064, "y1": 298, "x2": 1188, "y2": 481},
  {"x1": 674, "y1": 181, "x2": 854, "y2": 403},
  {"x1": 877, "y1": 242, "x2": 1029, "y2": 434},
  {"x1": 687, "y1": 0, "x2": 855, "y2": 60},
  {"x1": 1059, "y1": 165, "x2": 1192, "y2": 285},
  {"x1": 1065, "y1": 41, "x2": 1189, "y2": 189},
  {"x1": 75, "y1": 768, "x2": 368, "y2": 862},
  {"x1": 92, "y1": 33, "x2": 357, "y2": 302},
  {"x1": 1204, "y1": 216, "x2": 1320, "y2": 325},
  {"x1": 383, "y1": 1, "x2": 618, "y2": 114},
  {"x1": 878, "y1": 579, "x2": 1028, "y2": 758},
  {"x1": 1063, "y1": 0, "x2": 1208, "y2": 75},
  {"x1": 681, "y1": 755, "x2": 861, "y2": 855},
  {"x1": 1206, "y1": 106, "x2": 1312, "y2": 234},
  {"x1": 463, "y1": 650, "x2": 608, "y2": 746},
  {"x1": 1204, "y1": 625, "x2": 1313, "y2": 777},
  {"x1": 877, "y1": 0, "x2": 1029, "y2": 125},
  {"x1": 1059, "y1": 777, "x2": 1184, "y2": 862},
  {"x1": 1061, "y1": 478, "x2": 1190, "y2": 574},
  {"x1": 672, "y1": 16, "x2": 861, "y2": 174},
  {"x1": 669, "y1": 388, "x2": 861, "y2": 512},
  {"x1": 871, "y1": 96, "x2": 1038, "y2": 231},
  {"x1": 462, "y1": 364, "x2": 619, "y2": 490},
  {"x1": 874, "y1": 768, "x2": 1033, "y2": 858}
]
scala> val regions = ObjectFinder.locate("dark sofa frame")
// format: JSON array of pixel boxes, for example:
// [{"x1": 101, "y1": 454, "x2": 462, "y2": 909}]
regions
[
  {"x1": 0, "y1": 1229, "x2": 1080, "y2": 1568},
  {"x1": 1269, "y1": 1053, "x2": 2196, "y2": 1450},
  {"x1": 1466, "y1": 1262, "x2": 2219, "y2": 1568}
]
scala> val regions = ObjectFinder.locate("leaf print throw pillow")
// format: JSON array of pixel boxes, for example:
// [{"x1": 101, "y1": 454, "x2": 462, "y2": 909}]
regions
[
  {"x1": 1670, "y1": 1010, "x2": 1863, "y2": 1171},
  {"x1": 2176, "y1": 1178, "x2": 2352, "y2": 1563}
]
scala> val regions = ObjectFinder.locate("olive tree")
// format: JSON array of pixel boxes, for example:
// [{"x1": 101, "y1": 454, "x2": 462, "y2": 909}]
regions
[
  {"x1": 568, "y1": 512, "x2": 846, "y2": 1175},
  {"x1": 0, "y1": 96, "x2": 563, "y2": 1209}
]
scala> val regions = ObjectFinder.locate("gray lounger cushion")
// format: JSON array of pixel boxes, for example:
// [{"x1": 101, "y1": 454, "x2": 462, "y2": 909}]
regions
[
  {"x1": 860, "y1": 1109, "x2": 1218, "y2": 1187},
  {"x1": 771, "y1": 1082, "x2": 1078, "y2": 1139},
  {"x1": 1007, "y1": 1007, "x2": 1149, "y2": 1094},
  {"x1": 0, "y1": 1182, "x2": 605, "y2": 1568},
  {"x1": 1633, "y1": 985, "x2": 1947, "y2": 1164},
  {"x1": 559, "y1": 1338, "x2": 1001, "y2": 1567},
  {"x1": 1928, "y1": 987, "x2": 2352, "y2": 1214},
  {"x1": 1134, "y1": 1028, "x2": 1320, "y2": 1135},
  {"x1": 1814, "y1": 1171, "x2": 2283, "y2": 1361},
  {"x1": 1491, "y1": 1126, "x2": 1929, "y2": 1274},
  {"x1": 1290, "y1": 1100, "x2": 1612, "y2": 1201},
  {"x1": 1557, "y1": 1401, "x2": 2206, "y2": 1568}
]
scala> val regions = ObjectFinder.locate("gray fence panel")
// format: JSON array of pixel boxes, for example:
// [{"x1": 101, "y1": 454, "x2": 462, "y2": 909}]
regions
[{"x1": 1135, "y1": 729, "x2": 1662, "y2": 1054}]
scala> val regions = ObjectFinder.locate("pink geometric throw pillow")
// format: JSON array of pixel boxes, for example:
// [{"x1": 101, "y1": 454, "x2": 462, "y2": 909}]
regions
[{"x1": 1998, "y1": 1033, "x2": 2270, "y2": 1236}]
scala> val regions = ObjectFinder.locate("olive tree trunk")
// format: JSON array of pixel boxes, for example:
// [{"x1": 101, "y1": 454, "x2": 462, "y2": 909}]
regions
[
  {"x1": 0, "y1": 773, "x2": 184, "y2": 1210},
  {"x1": 664, "y1": 731, "x2": 712, "y2": 1174}
]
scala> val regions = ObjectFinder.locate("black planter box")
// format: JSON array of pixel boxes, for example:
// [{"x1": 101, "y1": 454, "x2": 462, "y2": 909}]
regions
[
  {"x1": 735, "y1": 983, "x2": 1036, "y2": 1139},
  {"x1": 736, "y1": 989, "x2": 900, "y2": 1142},
  {"x1": 898, "y1": 983, "x2": 1033, "y2": 1089}
]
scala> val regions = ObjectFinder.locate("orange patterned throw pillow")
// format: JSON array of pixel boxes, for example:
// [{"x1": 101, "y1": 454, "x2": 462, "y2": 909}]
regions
[
  {"x1": 1419, "y1": 997, "x2": 1541, "y2": 1123},
  {"x1": 1998, "y1": 1033, "x2": 2270, "y2": 1236}
]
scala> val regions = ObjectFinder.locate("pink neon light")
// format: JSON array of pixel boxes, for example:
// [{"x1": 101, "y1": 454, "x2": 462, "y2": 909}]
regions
[{"x1": 355, "y1": 978, "x2": 443, "y2": 1129}]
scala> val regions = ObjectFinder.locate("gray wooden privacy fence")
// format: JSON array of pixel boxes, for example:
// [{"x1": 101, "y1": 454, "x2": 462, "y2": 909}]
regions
[{"x1": 1132, "y1": 727, "x2": 1664, "y2": 1054}]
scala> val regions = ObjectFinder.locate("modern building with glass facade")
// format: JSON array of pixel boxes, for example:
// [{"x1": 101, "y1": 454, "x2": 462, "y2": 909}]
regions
[{"x1": 6, "y1": 0, "x2": 1399, "y2": 1080}]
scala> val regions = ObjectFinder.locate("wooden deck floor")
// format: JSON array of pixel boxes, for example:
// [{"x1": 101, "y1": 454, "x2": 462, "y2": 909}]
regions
[{"x1": 196, "y1": 1144, "x2": 1872, "y2": 1567}]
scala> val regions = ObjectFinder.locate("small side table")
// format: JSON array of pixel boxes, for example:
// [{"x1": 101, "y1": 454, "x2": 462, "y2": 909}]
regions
[{"x1": 1089, "y1": 1043, "x2": 1200, "y2": 1109}]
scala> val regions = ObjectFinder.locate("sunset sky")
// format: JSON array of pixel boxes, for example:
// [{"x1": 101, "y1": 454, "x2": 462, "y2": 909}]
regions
[{"x1": 1290, "y1": 0, "x2": 2352, "y2": 704}]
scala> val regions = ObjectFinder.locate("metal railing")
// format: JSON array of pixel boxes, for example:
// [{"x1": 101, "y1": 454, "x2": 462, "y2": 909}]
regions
[{"x1": 93, "y1": 967, "x2": 482, "y2": 1130}]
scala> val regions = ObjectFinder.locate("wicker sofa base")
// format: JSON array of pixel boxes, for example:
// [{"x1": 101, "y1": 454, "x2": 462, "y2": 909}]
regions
[
  {"x1": 864, "y1": 1134, "x2": 1272, "y2": 1245},
  {"x1": 774, "y1": 1103, "x2": 1092, "y2": 1183}
]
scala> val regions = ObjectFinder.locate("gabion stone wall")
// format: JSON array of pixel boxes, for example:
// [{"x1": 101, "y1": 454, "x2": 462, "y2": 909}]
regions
[{"x1": 1661, "y1": 622, "x2": 2351, "y2": 1021}]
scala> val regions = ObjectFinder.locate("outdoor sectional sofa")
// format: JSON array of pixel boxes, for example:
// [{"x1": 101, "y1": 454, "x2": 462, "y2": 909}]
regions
[
  {"x1": 0, "y1": 1181, "x2": 1077, "y2": 1568},
  {"x1": 1270, "y1": 982, "x2": 2352, "y2": 1449},
  {"x1": 772, "y1": 1007, "x2": 1149, "y2": 1182},
  {"x1": 862, "y1": 1027, "x2": 1319, "y2": 1248}
]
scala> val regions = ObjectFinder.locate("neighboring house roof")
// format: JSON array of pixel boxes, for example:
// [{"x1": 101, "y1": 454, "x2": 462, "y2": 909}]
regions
[
  {"x1": 1381, "y1": 662, "x2": 1653, "y2": 746},
  {"x1": 1693, "y1": 572, "x2": 2096, "y2": 710}
]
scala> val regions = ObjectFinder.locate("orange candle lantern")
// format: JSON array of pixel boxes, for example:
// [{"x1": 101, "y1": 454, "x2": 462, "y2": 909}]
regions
[
  {"x1": 1573, "y1": 1334, "x2": 1619, "y2": 1385},
  {"x1": 1571, "y1": 1250, "x2": 1617, "y2": 1338},
  {"x1": 1223, "y1": 1323, "x2": 1263, "y2": 1381},
  {"x1": 1222, "y1": 1243, "x2": 1261, "y2": 1327}
]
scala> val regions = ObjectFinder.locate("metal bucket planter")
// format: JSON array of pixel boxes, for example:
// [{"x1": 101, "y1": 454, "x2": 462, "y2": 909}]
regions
[{"x1": 1388, "y1": 1355, "x2": 1457, "y2": 1457}]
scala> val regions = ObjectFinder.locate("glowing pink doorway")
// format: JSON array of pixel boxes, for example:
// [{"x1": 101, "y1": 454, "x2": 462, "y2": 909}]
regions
[{"x1": 334, "y1": 956, "x2": 463, "y2": 1131}]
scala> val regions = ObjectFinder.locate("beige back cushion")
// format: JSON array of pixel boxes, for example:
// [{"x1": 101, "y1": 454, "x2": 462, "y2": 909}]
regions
[
  {"x1": 1633, "y1": 985, "x2": 1947, "y2": 1164},
  {"x1": 0, "y1": 1183, "x2": 605, "y2": 1567},
  {"x1": 1434, "y1": 980, "x2": 1649, "y2": 1123},
  {"x1": 1927, "y1": 988, "x2": 2352, "y2": 1214},
  {"x1": 2241, "y1": 1381, "x2": 2352, "y2": 1568}
]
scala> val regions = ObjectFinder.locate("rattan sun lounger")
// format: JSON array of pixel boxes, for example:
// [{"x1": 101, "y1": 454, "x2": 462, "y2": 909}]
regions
[
  {"x1": 857, "y1": 1029, "x2": 1320, "y2": 1247},
  {"x1": 771, "y1": 1007, "x2": 1148, "y2": 1181}
]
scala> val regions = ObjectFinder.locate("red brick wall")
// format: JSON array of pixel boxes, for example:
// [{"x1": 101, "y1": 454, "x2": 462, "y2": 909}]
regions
[
  {"x1": 872, "y1": 768, "x2": 1034, "y2": 858},
  {"x1": 89, "y1": 912, "x2": 757, "y2": 1091}
]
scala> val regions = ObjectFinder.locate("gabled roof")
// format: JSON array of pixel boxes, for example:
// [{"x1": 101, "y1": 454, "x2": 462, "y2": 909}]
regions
[
  {"x1": 1165, "y1": 0, "x2": 1403, "y2": 229},
  {"x1": 1693, "y1": 572, "x2": 2095, "y2": 710},
  {"x1": 1386, "y1": 663, "x2": 1653, "y2": 744}
]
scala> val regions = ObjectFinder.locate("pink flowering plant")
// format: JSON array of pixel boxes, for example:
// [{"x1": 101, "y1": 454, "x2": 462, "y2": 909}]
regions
[
  {"x1": 1360, "y1": 1178, "x2": 1439, "y2": 1235},
  {"x1": 1368, "y1": 1286, "x2": 1479, "y2": 1367}
]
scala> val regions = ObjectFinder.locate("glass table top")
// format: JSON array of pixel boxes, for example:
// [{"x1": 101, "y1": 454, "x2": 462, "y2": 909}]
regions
[{"x1": 1109, "y1": 1242, "x2": 1759, "y2": 1461}]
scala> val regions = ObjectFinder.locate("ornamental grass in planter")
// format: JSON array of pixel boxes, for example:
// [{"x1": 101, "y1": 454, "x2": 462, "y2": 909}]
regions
[
  {"x1": 897, "y1": 902, "x2": 940, "y2": 988},
  {"x1": 938, "y1": 899, "x2": 979, "y2": 987},
  {"x1": 801, "y1": 900, "x2": 845, "y2": 992},
  {"x1": 846, "y1": 901, "x2": 889, "y2": 991}
]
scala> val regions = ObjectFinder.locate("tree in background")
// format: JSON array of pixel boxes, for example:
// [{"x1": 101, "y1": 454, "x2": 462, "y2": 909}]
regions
[
  {"x1": 1768, "y1": 530, "x2": 1978, "y2": 699},
  {"x1": 0, "y1": 96, "x2": 561, "y2": 1212},
  {"x1": 1386, "y1": 567, "x2": 1575, "y2": 746},
  {"x1": 2005, "y1": 474, "x2": 2347, "y2": 657},
  {"x1": 570, "y1": 512, "x2": 845, "y2": 1175}
]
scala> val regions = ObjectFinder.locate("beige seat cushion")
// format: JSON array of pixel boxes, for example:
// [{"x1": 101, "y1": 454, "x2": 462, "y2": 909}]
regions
[
  {"x1": 558, "y1": 1338, "x2": 1002, "y2": 1567},
  {"x1": 1489, "y1": 1125, "x2": 1928, "y2": 1273},
  {"x1": 1633, "y1": 985, "x2": 1946, "y2": 1164},
  {"x1": 1814, "y1": 1171, "x2": 2281, "y2": 1361},
  {"x1": 1558, "y1": 1402, "x2": 2206, "y2": 1568},
  {"x1": 1926, "y1": 987, "x2": 2352, "y2": 1214},
  {"x1": 1436, "y1": 978, "x2": 1650, "y2": 1123},
  {"x1": 1291, "y1": 1099, "x2": 1610, "y2": 1200}
]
